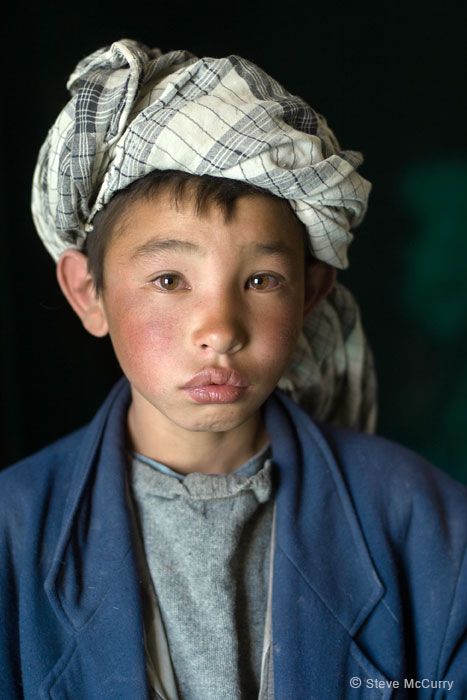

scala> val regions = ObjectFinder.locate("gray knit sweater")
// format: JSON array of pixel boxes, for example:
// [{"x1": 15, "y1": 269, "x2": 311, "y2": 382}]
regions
[{"x1": 128, "y1": 443, "x2": 274, "y2": 700}]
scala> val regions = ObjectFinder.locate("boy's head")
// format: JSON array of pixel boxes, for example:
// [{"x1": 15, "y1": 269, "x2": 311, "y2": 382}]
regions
[{"x1": 31, "y1": 39, "x2": 376, "y2": 432}]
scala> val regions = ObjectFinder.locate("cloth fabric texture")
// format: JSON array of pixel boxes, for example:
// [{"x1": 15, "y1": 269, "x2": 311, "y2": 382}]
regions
[
  {"x1": 31, "y1": 39, "x2": 376, "y2": 431},
  {"x1": 1, "y1": 378, "x2": 467, "y2": 699},
  {"x1": 129, "y1": 445, "x2": 273, "y2": 700}
]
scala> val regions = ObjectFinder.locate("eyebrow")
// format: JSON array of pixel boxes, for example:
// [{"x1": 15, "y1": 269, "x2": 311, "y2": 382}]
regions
[
  {"x1": 130, "y1": 237, "x2": 295, "y2": 260},
  {"x1": 250, "y1": 242, "x2": 294, "y2": 257},
  {"x1": 130, "y1": 238, "x2": 202, "y2": 259}
]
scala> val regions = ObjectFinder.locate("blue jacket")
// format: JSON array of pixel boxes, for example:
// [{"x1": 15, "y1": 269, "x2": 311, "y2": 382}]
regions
[{"x1": 1, "y1": 378, "x2": 466, "y2": 699}]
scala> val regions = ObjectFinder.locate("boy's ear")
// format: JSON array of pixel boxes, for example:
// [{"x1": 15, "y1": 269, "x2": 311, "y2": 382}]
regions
[
  {"x1": 56, "y1": 250, "x2": 109, "y2": 337},
  {"x1": 303, "y1": 260, "x2": 336, "y2": 317}
]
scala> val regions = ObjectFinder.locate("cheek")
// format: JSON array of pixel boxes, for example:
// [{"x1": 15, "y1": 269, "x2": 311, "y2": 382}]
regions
[
  {"x1": 275, "y1": 319, "x2": 301, "y2": 347},
  {"x1": 139, "y1": 312, "x2": 178, "y2": 348},
  {"x1": 255, "y1": 304, "x2": 302, "y2": 360},
  {"x1": 106, "y1": 296, "x2": 181, "y2": 367}
]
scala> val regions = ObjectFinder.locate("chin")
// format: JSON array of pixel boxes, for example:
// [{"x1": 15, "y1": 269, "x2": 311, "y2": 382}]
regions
[{"x1": 174, "y1": 403, "x2": 256, "y2": 433}]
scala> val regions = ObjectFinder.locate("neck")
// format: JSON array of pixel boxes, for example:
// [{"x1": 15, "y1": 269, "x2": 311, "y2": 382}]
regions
[{"x1": 127, "y1": 395, "x2": 269, "y2": 476}]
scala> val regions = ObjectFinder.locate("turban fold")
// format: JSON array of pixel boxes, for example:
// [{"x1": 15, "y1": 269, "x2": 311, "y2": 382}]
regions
[{"x1": 32, "y1": 39, "x2": 377, "y2": 431}]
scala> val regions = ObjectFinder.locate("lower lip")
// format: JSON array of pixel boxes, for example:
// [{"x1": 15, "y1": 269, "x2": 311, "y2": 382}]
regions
[{"x1": 182, "y1": 385, "x2": 248, "y2": 404}]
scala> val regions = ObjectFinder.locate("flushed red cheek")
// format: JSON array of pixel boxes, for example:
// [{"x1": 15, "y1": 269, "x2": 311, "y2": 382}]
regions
[
  {"x1": 140, "y1": 313, "x2": 180, "y2": 348},
  {"x1": 109, "y1": 304, "x2": 182, "y2": 372}
]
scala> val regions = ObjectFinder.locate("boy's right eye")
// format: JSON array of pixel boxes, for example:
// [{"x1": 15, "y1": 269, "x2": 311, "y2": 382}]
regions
[{"x1": 152, "y1": 273, "x2": 187, "y2": 291}]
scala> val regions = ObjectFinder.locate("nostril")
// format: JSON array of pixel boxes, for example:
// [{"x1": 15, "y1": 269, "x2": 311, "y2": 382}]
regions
[{"x1": 194, "y1": 326, "x2": 247, "y2": 355}]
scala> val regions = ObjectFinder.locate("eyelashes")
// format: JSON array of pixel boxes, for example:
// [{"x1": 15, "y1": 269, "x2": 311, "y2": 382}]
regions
[
  {"x1": 247, "y1": 273, "x2": 281, "y2": 291},
  {"x1": 152, "y1": 273, "x2": 186, "y2": 291},
  {"x1": 151, "y1": 272, "x2": 284, "y2": 293}
]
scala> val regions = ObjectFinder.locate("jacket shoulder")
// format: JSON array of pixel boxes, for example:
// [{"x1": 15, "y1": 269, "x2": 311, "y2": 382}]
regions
[
  {"x1": 317, "y1": 421, "x2": 467, "y2": 546},
  {"x1": 0, "y1": 427, "x2": 89, "y2": 545},
  {"x1": 0, "y1": 427, "x2": 92, "y2": 577},
  {"x1": 0, "y1": 427, "x2": 86, "y2": 492},
  {"x1": 319, "y1": 421, "x2": 467, "y2": 495}
]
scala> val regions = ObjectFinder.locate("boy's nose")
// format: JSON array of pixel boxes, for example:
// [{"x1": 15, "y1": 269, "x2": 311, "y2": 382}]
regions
[{"x1": 190, "y1": 301, "x2": 248, "y2": 356}]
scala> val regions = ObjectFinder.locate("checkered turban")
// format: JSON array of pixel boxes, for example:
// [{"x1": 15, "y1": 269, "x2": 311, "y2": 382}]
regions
[{"x1": 31, "y1": 39, "x2": 377, "y2": 431}]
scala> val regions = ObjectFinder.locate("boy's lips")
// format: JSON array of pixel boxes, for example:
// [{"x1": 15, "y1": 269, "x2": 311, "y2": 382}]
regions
[{"x1": 182, "y1": 367, "x2": 249, "y2": 389}]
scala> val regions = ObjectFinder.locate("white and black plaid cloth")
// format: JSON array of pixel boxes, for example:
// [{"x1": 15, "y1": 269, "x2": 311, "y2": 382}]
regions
[{"x1": 31, "y1": 39, "x2": 376, "y2": 430}]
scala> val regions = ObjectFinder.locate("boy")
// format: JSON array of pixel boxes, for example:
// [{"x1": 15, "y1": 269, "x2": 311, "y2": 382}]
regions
[{"x1": 1, "y1": 39, "x2": 466, "y2": 699}]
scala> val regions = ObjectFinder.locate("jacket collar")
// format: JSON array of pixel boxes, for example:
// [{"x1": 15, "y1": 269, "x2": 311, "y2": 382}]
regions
[
  {"x1": 264, "y1": 389, "x2": 384, "y2": 636},
  {"x1": 42, "y1": 377, "x2": 152, "y2": 697},
  {"x1": 45, "y1": 377, "x2": 135, "y2": 631}
]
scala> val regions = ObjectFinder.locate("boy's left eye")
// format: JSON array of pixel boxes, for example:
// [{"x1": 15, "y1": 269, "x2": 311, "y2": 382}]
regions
[{"x1": 247, "y1": 273, "x2": 281, "y2": 291}]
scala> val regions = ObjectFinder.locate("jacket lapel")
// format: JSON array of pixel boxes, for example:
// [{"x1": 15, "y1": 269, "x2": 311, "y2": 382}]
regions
[
  {"x1": 41, "y1": 379, "x2": 151, "y2": 699},
  {"x1": 265, "y1": 391, "x2": 392, "y2": 698}
]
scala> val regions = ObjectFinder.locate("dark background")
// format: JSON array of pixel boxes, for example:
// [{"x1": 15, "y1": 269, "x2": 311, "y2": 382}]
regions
[{"x1": 1, "y1": 1, "x2": 466, "y2": 482}]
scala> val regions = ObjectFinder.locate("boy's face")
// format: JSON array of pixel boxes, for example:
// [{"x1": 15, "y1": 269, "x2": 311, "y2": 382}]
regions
[{"x1": 69, "y1": 190, "x2": 332, "y2": 438}]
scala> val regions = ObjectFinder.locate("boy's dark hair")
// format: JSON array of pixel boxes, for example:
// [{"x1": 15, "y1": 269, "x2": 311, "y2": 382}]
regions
[{"x1": 84, "y1": 169, "x2": 312, "y2": 295}]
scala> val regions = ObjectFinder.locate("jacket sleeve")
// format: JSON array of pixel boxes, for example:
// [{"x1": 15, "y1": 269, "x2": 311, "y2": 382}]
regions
[
  {"x1": 0, "y1": 526, "x2": 23, "y2": 699},
  {"x1": 436, "y1": 548, "x2": 467, "y2": 697}
]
